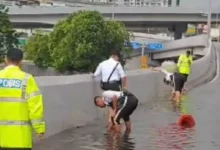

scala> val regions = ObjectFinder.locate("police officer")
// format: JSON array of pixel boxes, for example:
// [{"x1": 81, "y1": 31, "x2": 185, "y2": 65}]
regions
[
  {"x1": 93, "y1": 49, "x2": 127, "y2": 91},
  {"x1": 177, "y1": 50, "x2": 193, "y2": 81},
  {"x1": 0, "y1": 48, "x2": 46, "y2": 150}
]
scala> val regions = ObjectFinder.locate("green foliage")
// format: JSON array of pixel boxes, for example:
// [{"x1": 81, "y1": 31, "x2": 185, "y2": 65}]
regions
[
  {"x1": 24, "y1": 33, "x2": 52, "y2": 69},
  {"x1": 25, "y1": 11, "x2": 131, "y2": 73},
  {"x1": 0, "y1": 5, "x2": 18, "y2": 61}
]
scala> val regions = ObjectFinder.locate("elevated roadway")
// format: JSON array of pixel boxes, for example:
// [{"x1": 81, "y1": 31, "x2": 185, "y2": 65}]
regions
[
  {"x1": 126, "y1": 35, "x2": 208, "y2": 70},
  {"x1": 148, "y1": 34, "x2": 208, "y2": 60},
  {"x1": 8, "y1": 6, "x2": 220, "y2": 29}
]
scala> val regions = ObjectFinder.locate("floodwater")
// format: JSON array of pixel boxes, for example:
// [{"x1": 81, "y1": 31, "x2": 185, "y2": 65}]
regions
[
  {"x1": 35, "y1": 96, "x2": 197, "y2": 150},
  {"x1": 35, "y1": 81, "x2": 220, "y2": 150},
  {"x1": 35, "y1": 44, "x2": 220, "y2": 150}
]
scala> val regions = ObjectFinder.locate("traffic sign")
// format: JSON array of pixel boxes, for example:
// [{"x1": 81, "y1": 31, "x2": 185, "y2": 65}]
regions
[
  {"x1": 147, "y1": 43, "x2": 164, "y2": 50},
  {"x1": 130, "y1": 41, "x2": 142, "y2": 49}
]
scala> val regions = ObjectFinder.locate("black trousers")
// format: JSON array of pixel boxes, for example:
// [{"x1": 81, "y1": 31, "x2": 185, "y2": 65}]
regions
[
  {"x1": 173, "y1": 73, "x2": 187, "y2": 92},
  {"x1": 112, "y1": 94, "x2": 138, "y2": 125},
  {"x1": 101, "y1": 81, "x2": 121, "y2": 91},
  {"x1": 0, "y1": 148, "x2": 31, "y2": 150}
]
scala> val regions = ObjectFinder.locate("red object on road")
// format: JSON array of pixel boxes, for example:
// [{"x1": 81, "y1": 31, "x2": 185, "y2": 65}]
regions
[{"x1": 178, "y1": 115, "x2": 195, "y2": 128}]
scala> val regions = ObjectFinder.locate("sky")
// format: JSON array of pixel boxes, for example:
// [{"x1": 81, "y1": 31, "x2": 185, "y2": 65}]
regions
[{"x1": 180, "y1": 0, "x2": 220, "y2": 11}]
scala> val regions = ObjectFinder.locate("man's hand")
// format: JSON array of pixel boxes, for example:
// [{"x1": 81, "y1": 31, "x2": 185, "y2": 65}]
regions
[
  {"x1": 37, "y1": 133, "x2": 44, "y2": 139},
  {"x1": 107, "y1": 122, "x2": 114, "y2": 131},
  {"x1": 122, "y1": 86, "x2": 128, "y2": 92},
  {"x1": 90, "y1": 73, "x2": 95, "y2": 78}
]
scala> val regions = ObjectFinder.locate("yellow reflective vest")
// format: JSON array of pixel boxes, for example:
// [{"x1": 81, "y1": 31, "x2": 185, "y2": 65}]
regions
[
  {"x1": 0, "y1": 65, "x2": 45, "y2": 148},
  {"x1": 177, "y1": 54, "x2": 193, "y2": 75}
]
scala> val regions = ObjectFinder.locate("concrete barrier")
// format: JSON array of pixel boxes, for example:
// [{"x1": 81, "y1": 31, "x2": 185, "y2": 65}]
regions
[
  {"x1": 34, "y1": 35, "x2": 217, "y2": 140},
  {"x1": 150, "y1": 34, "x2": 208, "y2": 53},
  {"x1": 187, "y1": 39, "x2": 217, "y2": 88}
]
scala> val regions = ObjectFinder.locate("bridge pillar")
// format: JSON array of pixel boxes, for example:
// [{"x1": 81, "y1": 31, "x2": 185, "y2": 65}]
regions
[{"x1": 168, "y1": 23, "x2": 188, "y2": 40}]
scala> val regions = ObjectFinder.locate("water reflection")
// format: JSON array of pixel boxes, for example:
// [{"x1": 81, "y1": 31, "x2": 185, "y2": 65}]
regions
[
  {"x1": 104, "y1": 132, "x2": 135, "y2": 150},
  {"x1": 156, "y1": 122, "x2": 195, "y2": 150},
  {"x1": 172, "y1": 94, "x2": 191, "y2": 115},
  {"x1": 35, "y1": 94, "x2": 197, "y2": 150},
  {"x1": 153, "y1": 95, "x2": 196, "y2": 150}
]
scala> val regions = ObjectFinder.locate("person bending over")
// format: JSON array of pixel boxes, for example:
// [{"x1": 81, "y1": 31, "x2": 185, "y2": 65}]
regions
[
  {"x1": 94, "y1": 90, "x2": 138, "y2": 133},
  {"x1": 152, "y1": 68, "x2": 187, "y2": 102}
]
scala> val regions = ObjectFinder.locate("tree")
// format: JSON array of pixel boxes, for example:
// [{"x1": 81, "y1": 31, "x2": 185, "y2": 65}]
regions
[
  {"x1": 24, "y1": 33, "x2": 52, "y2": 69},
  {"x1": 0, "y1": 5, "x2": 18, "y2": 60},
  {"x1": 25, "y1": 11, "x2": 131, "y2": 73}
]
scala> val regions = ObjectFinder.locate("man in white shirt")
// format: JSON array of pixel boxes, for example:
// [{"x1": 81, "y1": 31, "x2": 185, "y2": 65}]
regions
[
  {"x1": 152, "y1": 68, "x2": 187, "y2": 102},
  {"x1": 94, "y1": 90, "x2": 138, "y2": 133},
  {"x1": 93, "y1": 50, "x2": 127, "y2": 91}
]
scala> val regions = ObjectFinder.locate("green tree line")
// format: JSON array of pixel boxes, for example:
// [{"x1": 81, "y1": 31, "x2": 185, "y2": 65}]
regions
[{"x1": 25, "y1": 11, "x2": 131, "y2": 73}]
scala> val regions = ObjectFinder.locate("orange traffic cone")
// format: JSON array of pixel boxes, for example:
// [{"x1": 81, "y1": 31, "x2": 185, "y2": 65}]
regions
[{"x1": 178, "y1": 115, "x2": 195, "y2": 128}]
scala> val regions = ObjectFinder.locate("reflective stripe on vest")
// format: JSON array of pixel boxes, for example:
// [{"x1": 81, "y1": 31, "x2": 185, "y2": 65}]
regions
[
  {"x1": 0, "y1": 120, "x2": 31, "y2": 126},
  {"x1": 0, "y1": 73, "x2": 43, "y2": 126},
  {"x1": 0, "y1": 74, "x2": 42, "y2": 102}
]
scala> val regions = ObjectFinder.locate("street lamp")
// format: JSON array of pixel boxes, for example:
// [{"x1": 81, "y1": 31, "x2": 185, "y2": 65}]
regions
[
  {"x1": 111, "y1": 0, "x2": 115, "y2": 19},
  {"x1": 207, "y1": 0, "x2": 212, "y2": 40}
]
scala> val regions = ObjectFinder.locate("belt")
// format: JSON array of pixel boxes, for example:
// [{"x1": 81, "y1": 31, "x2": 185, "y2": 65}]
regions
[{"x1": 103, "y1": 80, "x2": 120, "y2": 84}]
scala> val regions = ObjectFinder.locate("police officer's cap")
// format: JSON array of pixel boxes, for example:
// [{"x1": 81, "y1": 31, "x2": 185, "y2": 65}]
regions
[{"x1": 6, "y1": 48, "x2": 23, "y2": 62}]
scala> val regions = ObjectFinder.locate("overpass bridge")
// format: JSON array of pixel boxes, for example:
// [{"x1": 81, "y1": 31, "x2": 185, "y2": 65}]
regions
[
  {"x1": 8, "y1": 6, "x2": 220, "y2": 34},
  {"x1": 125, "y1": 34, "x2": 208, "y2": 69}
]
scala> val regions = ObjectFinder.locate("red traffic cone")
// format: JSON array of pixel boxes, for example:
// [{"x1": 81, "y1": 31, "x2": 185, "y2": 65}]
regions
[{"x1": 178, "y1": 115, "x2": 195, "y2": 128}]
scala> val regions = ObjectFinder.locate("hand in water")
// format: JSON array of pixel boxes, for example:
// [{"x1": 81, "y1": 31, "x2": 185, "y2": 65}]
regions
[
  {"x1": 37, "y1": 133, "x2": 44, "y2": 139},
  {"x1": 107, "y1": 120, "x2": 114, "y2": 132}
]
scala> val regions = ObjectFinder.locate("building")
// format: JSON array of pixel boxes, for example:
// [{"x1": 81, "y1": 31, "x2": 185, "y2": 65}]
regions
[
  {"x1": 0, "y1": 0, "x2": 53, "y2": 6},
  {"x1": 89, "y1": 0, "x2": 181, "y2": 7}
]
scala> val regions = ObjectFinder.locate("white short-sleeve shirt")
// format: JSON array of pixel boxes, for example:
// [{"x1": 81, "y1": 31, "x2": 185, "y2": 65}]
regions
[
  {"x1": 102, "y1": 90, "x2": 123, "y2": 105},
  {"x1": 93, "y1": 58, "x2": 125, "y2": 82}
]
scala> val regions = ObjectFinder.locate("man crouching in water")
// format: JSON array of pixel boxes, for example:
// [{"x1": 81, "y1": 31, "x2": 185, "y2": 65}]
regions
[{"x1": 94, "y1": 90, "x2": 138, "y2": 133}]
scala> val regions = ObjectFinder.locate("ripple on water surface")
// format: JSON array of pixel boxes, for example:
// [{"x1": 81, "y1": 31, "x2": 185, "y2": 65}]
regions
[{"x1": 35, "y1": 98, "x2": 197, "y2": 150}]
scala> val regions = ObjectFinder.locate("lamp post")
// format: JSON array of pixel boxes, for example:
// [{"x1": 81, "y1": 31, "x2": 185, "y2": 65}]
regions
[
  {"x1": 207, "y1": 0, "x2": 212, "y2": 40},
  {"x1": 111, "y1": 0, "x2": 115, "y2": 19}
]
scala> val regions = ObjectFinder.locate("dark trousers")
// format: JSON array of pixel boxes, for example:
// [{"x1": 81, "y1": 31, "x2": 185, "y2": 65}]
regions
[
  {"x1": 0, "y1": 148, "x2": 31, "y2": 150},
  {"x1": 101, "y1": 81, "x2": 121, "y2": 91}
]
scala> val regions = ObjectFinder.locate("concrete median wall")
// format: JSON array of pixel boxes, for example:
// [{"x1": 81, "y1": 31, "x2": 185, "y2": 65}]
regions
[
  {"x1": 34, "y1": 35, "x2": 217, "y2": 140},
  {"x1": 187, "y1": 39, "x2": 217, "y2": 88}
]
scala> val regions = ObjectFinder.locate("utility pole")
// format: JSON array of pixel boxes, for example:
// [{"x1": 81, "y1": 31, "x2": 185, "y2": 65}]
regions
[{"x1": 207, "y1": 0, "x2": 212, "y2": 39}]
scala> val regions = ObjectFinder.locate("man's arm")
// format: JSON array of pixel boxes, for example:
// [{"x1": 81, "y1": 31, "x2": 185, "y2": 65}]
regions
[
  {"x1": 152, "y1": 67, "x2": 170, "y2": 76},
  {"x1": 112, "y1": 95, "x2": 118, "y2": 112},
  {"x1": 107, "y1": 107, "x2": 114, "y2": 130},
  {"x1": 117, "y1": 63, "x2": 127, "y2": 89},
  {"x1": 26, "y1": 74, "x2": 46, "y2": 138},
  {"x1": 93, "y1": 63, "x2": 101, "y2": 77},
  {"x1": 177, "y1": 55, "x2": 183, "y2": 67}
]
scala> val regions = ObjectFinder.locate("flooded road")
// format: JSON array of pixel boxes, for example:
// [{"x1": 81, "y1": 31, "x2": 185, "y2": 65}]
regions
[
  {"x1": 35, "y1": 44, "x2": 220, "y2": 150},
  {"x1": 35, "y1": 97, "x2": 197, "y2": 150}
]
